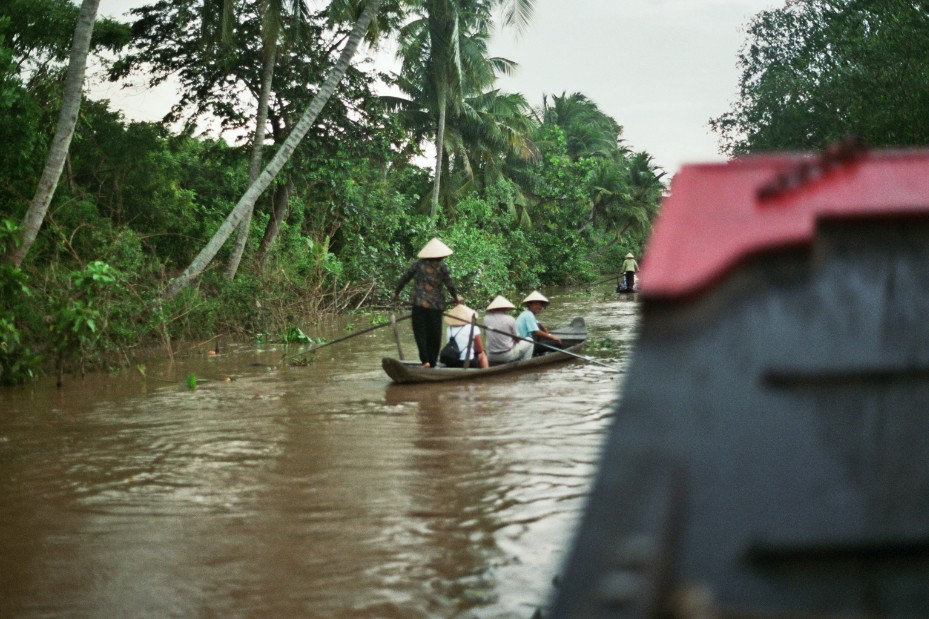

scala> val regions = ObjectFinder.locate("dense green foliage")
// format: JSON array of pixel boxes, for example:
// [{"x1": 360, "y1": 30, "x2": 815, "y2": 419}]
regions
[
  {"x1": 0, "y1": 0, "x2": 662, "y2": 384},
  {"x1": 711, "y1": 0, "x2": 929, "y2": 155}
]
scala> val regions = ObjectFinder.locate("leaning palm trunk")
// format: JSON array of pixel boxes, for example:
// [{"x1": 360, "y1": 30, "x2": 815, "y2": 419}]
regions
[
  {"x1": 164, "y1": 0, "x2": 381, "y2": 299},
  {"x1": 429, "y1": 88, "x2": 447, "y2": 221},
  {"x1": 7, "y1": 0, "x2": 100, "y2": 267},
  {"x1": 223, "y1": 43, "x2": 278, "y2": 280}
]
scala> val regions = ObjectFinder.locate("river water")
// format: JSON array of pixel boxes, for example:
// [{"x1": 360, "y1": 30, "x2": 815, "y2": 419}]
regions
[{"x1": 0, "y1": 288, "x2": 639, "y2": 618}]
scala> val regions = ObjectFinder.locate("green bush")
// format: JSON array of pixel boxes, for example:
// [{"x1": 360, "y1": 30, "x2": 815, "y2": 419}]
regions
[{"x1": 0, "y1": 220, "x2": 43, "y2": 383}]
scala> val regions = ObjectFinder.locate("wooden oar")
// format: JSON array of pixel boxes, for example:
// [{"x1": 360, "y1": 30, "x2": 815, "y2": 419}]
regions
[
  {"x1": 591, "y1": 272, "x2": 623, "y2": 286},
  {"x1": 463, "y1": 314, "x2": 476, "y2": 369},
  {"x1": 287, "y1": 313, "x2": 412, "y2": 361},
  {"x1": 515, "y1": 332, "x2": 620, "y2": 372},
  {"x1": 389, "y1": 312, "x2": 405, "y2": 360},
  {"x1": 441, "y1": 312, "x2": 620, "y2": 372}
]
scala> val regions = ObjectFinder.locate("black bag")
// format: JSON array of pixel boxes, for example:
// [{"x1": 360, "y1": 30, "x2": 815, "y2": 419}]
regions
[{"x1": 439, "y1": 332, "x2": 461, "y2": 366}]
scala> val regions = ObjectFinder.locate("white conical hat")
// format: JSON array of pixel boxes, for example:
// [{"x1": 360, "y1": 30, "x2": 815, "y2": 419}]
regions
[
  {"x1": 626, "y1": 252, "x2": 634, "y2": 258},
  {"x1": 444, "y1": 303, "x2": 478, "y2": 326},
  {"x1": 521, "y1": 290, "x2": 549, "y2": 305},
  {"x1": 486, "y1": 295, "x2": 516, "y2": 311},
  {"x1": 417, "y1": 237, "x2": 453, "y2": 258}
]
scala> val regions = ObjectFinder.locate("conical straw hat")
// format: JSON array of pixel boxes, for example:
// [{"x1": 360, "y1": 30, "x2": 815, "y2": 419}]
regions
[
  {"x1": 445, "y1": 303, "x2": 478, "y2": 326},
  {"x1": 521, "y1": 290, "x2": 549, "y2": 305},
  {"x1": 486, "y1": 295, "x2": 516, "y2": 311},
  {"x1": 417, "y1": 237, "x2": 453, "y2": 258},
  {"x1": 626, "y1": 252, "x2": 634, "y2": 258}
]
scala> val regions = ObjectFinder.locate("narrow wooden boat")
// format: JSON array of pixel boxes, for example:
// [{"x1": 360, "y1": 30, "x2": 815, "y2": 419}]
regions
[{"x1": 382, "y1": 317, "x2": 587, "y2": 384}]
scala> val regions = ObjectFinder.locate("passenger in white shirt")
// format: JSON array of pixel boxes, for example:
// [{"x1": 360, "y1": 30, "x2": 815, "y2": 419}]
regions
[{"x1": 442, "y1": 304, "x2": 489, "y2": 368}]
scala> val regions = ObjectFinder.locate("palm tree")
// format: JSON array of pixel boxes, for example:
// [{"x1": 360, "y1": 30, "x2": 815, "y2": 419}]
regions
[
  {"x1": 619, "y1": 151, "x2": 664, "y2": 236},
  {"x1": 225, "y1": 0, "x2": 405, "y2": 278},
  {"x1": 396, "y1": 0, "x2": 534, "y2": 221},
  {"x1": 224, "y1": 0, "x2": 311, "y2": 280},
  {"x1": 541, "y1": 92, "x2": 624, "y2": 162},
  {"x1": 533, "y1": 92, "x2": 664, "y2": 242},
  {"x1": 444, "y1": 89, "x2": 538, "y2": 201},
  {"x1": 165, "y1": 0, "x2": 382, "y2": 299},
  {"x1": 6, "y1": 0, "x2": 100, "y2": 267},
  {"x1": 589, "y1": 151, "x2": 664, "y2": 238},
  {"x1": 423, "y1": 0, "x2": 460, "y2": 220}
]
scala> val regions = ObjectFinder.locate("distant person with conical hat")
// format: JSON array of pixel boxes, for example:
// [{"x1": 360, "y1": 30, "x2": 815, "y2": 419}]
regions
[
  {"x1": 516, "y1": 291, "x2": 562, "y2": 356},
  {"x1": 483, "y1": 295, "x2": 534, "y2": 364},
  {"x1": 621, "y1": 252, "x2": 639, "y2": 292},
  {"x1": 393, "y1": 237, "x2": 462, "y2": 368},
  {"x1": 442, "y1": 303, "x2": 489, "y2": 369}
]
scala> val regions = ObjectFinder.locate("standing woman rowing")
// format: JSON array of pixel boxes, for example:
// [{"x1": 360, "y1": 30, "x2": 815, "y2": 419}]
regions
[{"x1": 393, "y1": 238, "x2": 463, "y2": 368}]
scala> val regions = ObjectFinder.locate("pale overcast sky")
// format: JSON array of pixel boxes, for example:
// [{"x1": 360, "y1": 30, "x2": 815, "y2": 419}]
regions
[
  {"x1": 488, "y1": 0, "x2": 779, "y2": 175},
  {"x1": 93, "y1": 0, "x2": 779, "y2": 177}
]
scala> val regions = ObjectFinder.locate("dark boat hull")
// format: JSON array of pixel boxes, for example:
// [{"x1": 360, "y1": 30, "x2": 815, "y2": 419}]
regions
[{"x1": 552, "y1": 148, "x2": 929, "y2": 618}]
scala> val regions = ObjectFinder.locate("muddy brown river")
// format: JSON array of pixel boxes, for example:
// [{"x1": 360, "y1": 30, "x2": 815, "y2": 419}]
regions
[{"x1": 0, "y1": 289, "x2": 638, "y2": 618}]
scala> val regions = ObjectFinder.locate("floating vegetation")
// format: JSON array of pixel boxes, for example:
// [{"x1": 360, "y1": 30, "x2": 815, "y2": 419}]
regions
[
  {"x1": 368, "y1": 314, "x2": 389, "y2": 326},
  {"x1": 289, "y1": 354, "x2": 316, "y2": 367},
  {"x1": 281, "y1": 326, "x2": 327, "y2": 346},
  {"x1": 585, "y1": 337, "x2": 617, "y2": 351},
  {"x1": 281, "y1": 326, "x2": 312, "y2": 343}
]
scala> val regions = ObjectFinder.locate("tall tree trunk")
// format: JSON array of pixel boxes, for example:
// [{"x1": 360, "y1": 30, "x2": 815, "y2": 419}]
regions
[
  {"x1": 223, "y1": 42, "x2": 278, "y2": 281},
  {"x1": 429, "y1": 86, "x2": 447, "y2": 221},
  {"x1": 256, "y1": 178, "x2": 291, "y2": 264},
  {"x1": 6, "y1": 0, "x2": 100, "y2": 267},
  {"x1": 164, "y1": 0, "x2": 382, "y2": 299}
]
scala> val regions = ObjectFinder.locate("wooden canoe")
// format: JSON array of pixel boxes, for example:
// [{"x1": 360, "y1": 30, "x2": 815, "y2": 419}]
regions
[{"x1": 382, "y1": 317, "x2": 588, "y2": 384}]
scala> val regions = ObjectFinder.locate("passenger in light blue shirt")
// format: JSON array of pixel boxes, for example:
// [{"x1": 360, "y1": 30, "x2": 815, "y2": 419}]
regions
[{"x1": 515, "y1": 291, "x2": 562, "y2": 356}]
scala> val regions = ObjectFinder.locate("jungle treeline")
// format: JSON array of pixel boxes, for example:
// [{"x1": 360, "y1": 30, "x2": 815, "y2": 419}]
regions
[{"x1": 3, "y1": 0, "x2": 929, "y2": 384}]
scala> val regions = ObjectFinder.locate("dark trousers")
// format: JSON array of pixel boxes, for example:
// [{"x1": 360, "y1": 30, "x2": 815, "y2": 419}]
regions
[
  {"x1": 533, "y1": 338, "x2": 563, "y2": 357},
  {"x1": 412, "y1": 306, "x2": 444, "y2": 367},
  {"x1": 624, "y1": 271, "x2": 636, "y2": 290}
]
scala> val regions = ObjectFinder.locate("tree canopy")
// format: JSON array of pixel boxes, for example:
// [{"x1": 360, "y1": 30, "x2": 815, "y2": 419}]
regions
[
  {"x1": 711, "y1": 0, "x2": 929, "y2": 155},
  {"x1": 0, "y1": 0, "x2": 664, "y2": 384}
]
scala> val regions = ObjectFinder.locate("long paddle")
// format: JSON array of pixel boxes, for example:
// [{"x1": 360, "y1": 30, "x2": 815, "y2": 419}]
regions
[
  {"x1": 441, "y1": 312, "x2": 620, "y2": 372},
  {"x1": 511, "y1": 330, "x2": 620, "y2": 372},
  {"x1": 591, "y1": 272, "x2": 624, "y2": 287},
  {"x1": 287, "y1": 313, "x2": 412, "y2": 361},
  {"x1": 389, "y1": 312, "x2": 405, "y2": 360}
]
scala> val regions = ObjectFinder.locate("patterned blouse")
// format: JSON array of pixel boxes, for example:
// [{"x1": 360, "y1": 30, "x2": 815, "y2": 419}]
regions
[{"x1": 395, "y1": 259, "x2": 459, "y2": 310}]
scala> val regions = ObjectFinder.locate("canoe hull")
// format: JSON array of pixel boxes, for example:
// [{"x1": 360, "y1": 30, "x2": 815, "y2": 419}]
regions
[{"x1": 382, "y1": 317, "x2": 587, "y2": 384}]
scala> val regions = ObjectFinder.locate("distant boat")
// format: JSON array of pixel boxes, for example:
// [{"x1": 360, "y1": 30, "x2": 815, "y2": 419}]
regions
[
  {"x1": 615, "y1": 282, "x2": 639, "y2": 294},
  {"x1": 382, "y1": 318, "x2": 587, "y2": 384},
  {"x1": 616, "y1": 275, "x2": 640, "y2": 294}
]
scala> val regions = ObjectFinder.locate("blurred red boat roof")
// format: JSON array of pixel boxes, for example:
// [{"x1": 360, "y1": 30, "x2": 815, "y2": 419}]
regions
[{"x1": 641, "y1": 148, "x2": 929, "y2": 300}]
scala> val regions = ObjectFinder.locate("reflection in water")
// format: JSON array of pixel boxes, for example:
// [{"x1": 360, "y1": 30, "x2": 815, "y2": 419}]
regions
[{"x1": 0, "y1": 288, "x2": 637, "y2": 618}]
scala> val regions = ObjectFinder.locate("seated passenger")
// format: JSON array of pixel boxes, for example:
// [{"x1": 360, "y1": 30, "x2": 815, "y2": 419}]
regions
[
  {"x1": 483, "y1": 295, "x2": 534, "y2": 365},
  {"x1": 442, "y1": 304, "x2": 489, "y2": 368},
  {"x1": 515, "y1": 291, "x2": 562, "y2": 356}
]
